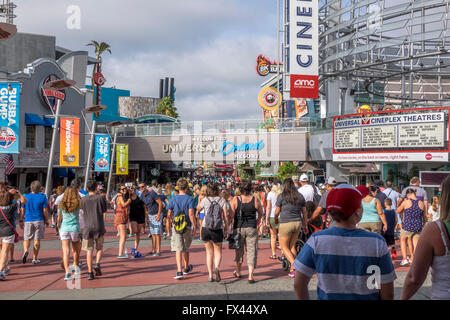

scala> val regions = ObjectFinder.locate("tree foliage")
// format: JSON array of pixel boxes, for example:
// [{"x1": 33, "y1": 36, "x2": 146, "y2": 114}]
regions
[
  {"x1": 156, "y1": 97, "x2": 179, "y2": 119},
  {"x1": 277, "y1": 162, "x2": 298, "y2": 181}
]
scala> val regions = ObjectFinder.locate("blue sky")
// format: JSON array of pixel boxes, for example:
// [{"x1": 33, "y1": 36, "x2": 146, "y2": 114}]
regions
[{"x1": 14, "y1": 0, "x2": 281, "y2": 121}]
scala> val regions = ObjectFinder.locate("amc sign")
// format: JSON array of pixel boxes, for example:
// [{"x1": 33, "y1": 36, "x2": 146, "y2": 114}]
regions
[{"x1": 290, "y1": 75, "x2": 319, "y2": 99}]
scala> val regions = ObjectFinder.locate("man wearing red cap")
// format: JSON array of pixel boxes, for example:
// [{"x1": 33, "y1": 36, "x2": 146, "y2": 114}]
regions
[{"x1": 293, "y1": 184, "x2": 396, "y2": 300}]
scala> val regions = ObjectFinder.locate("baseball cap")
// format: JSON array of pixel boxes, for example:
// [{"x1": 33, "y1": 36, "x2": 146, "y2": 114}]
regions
[
  {"x1": 300, "y1": 174, "x2": 309, "y2": 182},
  {"x1": 326, "y1": 184, "x2": 370, "y2": 218},
  {"x1": 327, "y1": 176, "x2": 337, "y2": 186}
]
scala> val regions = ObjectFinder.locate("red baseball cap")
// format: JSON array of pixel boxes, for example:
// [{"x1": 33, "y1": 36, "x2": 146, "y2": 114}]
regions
[{"x1": 326, "y1": 184, "x2": 370, "y2": 218}]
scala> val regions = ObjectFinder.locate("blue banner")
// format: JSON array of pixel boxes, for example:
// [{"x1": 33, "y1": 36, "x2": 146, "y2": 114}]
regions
[
  {"x1": 94, "y1": 134, "x2": 110, "y2": 172},
  {"x1": 0, "y1": 83, "x2": 20, "y2": 154}
]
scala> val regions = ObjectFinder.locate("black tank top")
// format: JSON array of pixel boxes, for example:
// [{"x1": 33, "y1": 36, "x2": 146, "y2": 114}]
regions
[{"x1": 234, "y1": 196, "x2": 257, "y2": 229}]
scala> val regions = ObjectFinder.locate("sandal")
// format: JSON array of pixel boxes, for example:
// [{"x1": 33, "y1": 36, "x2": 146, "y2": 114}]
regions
[
  {"x1": 269, "y1": 254, "x2": 277, "y2": 260},
  {"x1": 233, "y1": 270, "x2": 241, "y2": 278}
]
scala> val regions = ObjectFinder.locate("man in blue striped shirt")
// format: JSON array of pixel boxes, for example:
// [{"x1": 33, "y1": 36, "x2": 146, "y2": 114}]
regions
[{"x1": 293, "y1": 184, "x2": 396, "y2": 300}]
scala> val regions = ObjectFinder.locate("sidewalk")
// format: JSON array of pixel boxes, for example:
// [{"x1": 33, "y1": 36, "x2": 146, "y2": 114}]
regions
[{"x1": 0, "y1": 213, "x2": 432, "y2": 300}]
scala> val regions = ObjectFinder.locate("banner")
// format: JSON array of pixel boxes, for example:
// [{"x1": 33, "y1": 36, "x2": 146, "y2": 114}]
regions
[
  {"x1": 0, "y1": 82, "x2": 20, "y2": 153},
  {"x1": 289, "y1": 0, "x2": 319, "y2": 98},
  {"x1": 94, "y1": 134, "x2": 110, "y2": 172},
  {"x1": 116, "y1": 144, "x2": 128, "y2": 175},
  {"x1": 295, "y1": 100, "x2": 308, "y2": 118},
  {"x1": 60, "y1": 117, "x2": 79, "y2": 167}
]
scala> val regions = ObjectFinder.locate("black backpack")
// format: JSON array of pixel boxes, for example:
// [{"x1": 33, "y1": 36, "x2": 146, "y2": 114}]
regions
[
  {"x1": 312, "y1": 185, "x2": 321, "y2": 208},
  {"x1": 204, "y1": 198, "x2": 223, "y2": 230},
  {"x1": 173, "y1": 197, "x2": 188, "y2": 234}
]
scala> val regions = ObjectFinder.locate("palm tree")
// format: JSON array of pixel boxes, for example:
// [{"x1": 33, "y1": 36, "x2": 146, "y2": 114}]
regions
[
  {"x1": 155, "y1": 97, "x2": 179, "y2": 119},
  {"x1": 86, "y1": 41, "x2": 112, "y2": 105}
]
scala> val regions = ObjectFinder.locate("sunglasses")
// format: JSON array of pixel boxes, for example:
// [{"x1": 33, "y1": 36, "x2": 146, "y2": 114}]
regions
[{"x1": 139, "y1": 186, "x2": 145, "y2": 189}]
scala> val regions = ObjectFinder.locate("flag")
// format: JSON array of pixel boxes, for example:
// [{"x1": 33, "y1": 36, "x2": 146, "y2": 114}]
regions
[{"x1": 2, "y1": 154, "x2": 15, "y2": 175}]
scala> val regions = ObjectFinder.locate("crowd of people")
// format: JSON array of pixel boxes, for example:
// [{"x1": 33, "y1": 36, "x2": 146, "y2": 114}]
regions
[{"x1": 0, "y1": 173, "x2": 448, "y2": 300}]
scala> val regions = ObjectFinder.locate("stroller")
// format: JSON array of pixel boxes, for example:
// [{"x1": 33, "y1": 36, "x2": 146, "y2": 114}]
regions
[{"x1": 279, "y1": 221, "x2": 326, "y2": 271}]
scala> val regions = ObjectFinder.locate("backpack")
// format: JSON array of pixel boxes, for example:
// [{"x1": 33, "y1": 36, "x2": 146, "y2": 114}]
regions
[
  {"x1": 312, "y1": 185, "x2": 321, "y2": 208},
  {"x1": 173, "y1": 197, "x2": 188, "y2": 234},
  {"x1": 204, "y1": 198, "x2": 223, "y2": 230}
]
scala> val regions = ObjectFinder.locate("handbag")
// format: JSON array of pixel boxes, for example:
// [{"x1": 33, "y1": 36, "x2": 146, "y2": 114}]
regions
[
  {"x1": 228, "y1": 196, "x2": 243, "y2": 250},
  {"x1": 0, "y1": 206, "x2": 19, "y2": 243}
]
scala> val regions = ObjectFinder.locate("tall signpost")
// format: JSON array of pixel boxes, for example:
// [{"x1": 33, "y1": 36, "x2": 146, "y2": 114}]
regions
[
  {"x1": 43, "y1": 79, "x2": 76, "y2": 198},
  {"x1": 289, "y1": 0, "x2": 319, "y2": 99}
]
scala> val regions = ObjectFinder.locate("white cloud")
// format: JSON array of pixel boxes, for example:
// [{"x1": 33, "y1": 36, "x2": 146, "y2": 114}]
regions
[{"x1": 13, "y1": 0, "x2": 279, "y2": 121}]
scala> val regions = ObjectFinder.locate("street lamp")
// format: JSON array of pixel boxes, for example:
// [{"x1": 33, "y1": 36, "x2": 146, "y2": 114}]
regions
[
  {"x1": 81, "y1": 104, "x2": 107, "y2": 191},
  {"x1": 105, "y1": 120, "x2": 129, "y2": 200},
  {"x1": 43, "y1": 78, "x2": 76, "y2": 198}
]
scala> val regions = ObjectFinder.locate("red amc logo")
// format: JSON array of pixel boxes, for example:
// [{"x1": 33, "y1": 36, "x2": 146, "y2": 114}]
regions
[
  {"x1": 425, "y1": 153, "x2": 433, "y2": 160},
  {"x1": 290, "y1": 75, "x2": 319, "y2": 99}
]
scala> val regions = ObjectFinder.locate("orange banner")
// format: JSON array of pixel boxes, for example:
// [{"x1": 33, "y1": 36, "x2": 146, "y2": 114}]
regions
[{"x1": 60, "y1": 117, "x2": 80, "y2": 167}]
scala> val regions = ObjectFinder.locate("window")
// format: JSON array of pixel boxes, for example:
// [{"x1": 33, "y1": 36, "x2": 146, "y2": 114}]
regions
[
  {"x1": 44, "y1": 126, "x2": 53, "y2": 149},
  {"x1": 26, "y1": 125, "x2": 36, "y2": 148}
]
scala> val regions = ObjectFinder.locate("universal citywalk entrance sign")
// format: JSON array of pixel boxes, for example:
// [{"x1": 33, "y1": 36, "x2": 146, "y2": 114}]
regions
[{"x1": 333, "y1": 107, "x2": 450, "y2": 162}]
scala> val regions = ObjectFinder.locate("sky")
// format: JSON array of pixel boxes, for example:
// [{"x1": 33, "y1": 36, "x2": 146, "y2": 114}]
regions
[{"x1": 14, "y1": 0, "x2": 281, "y2": 121}]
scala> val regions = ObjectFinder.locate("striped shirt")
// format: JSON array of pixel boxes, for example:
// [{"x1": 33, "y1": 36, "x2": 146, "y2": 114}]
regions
[{"x1": 293, "y1": 227, "x2": 397, "y2": 300}]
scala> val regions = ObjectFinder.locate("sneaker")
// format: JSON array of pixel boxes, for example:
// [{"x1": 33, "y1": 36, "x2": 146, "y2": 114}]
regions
[
  {"x1": 154, "y1": 252, "x2": 161, "y2": 257},
  {"x1": 0, "y1": 272, "x2": 5, "y2": 281},
  {"x1": 128, "y1": 233, "x2": 133, "y2": 237},
  {"x1": 130, "y1": 248, "x2": 136, "y2": 256},
  {"x1": 64, "y1": 273, "x2": 72, "y2": 281},
  {"x1": 174, "y1": 272, "x2": 183, "y2": 280},
  {"x1": 22, "y1": 251, "x2": 28, "y2": 264},
  {"x1": 32, "y1": 259, "x2": 40, "y2": 264},
  {"x1": 88, "y1": 272, "x2": 95, "y2": 280},
  {"x1": 183, "y1": 264, "x2": 193, "y2": 275},
  {"x1": 94, "y1": 264, "x2": 102, "y2": 276},
  {"x1": 8, "y1": 260, "x2": 15, "y2": 264},
  {"x1": 2, "y1": 266, "x2": 10, "y2": 275},
  {"x1": 288, "y1": 271, "x2": 295, "y2": 278},
  {"x1": 134, "y1": 252, "x2": 143, "y2": 258},
  {"x1": 117, "y1": 254, "x2": 128, "y2": 259},
  {"x1": 400, "y1": 259, "x2": 409, "y2": 266}
]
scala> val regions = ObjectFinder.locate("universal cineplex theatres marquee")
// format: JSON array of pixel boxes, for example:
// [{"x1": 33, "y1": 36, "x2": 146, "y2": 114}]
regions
[{"x1": 333, "y1": 108, "x2": 450, "y2": 162}]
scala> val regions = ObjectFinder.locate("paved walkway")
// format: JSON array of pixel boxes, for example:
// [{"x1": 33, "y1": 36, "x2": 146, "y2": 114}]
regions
[{"x1": 0, "y1": 213, "x2": 432, "y2": 300}]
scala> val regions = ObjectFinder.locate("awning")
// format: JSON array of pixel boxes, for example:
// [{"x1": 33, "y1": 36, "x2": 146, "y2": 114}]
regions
[
  {"x1": 42, "y1": 117, "x2": 55, "y2": 127},
  {"x1": 25, "y1": 113, "x2": 47, "y2": 126},
  {"x1": 52, "y1": 168, "x2": 68, "y2": 177}
]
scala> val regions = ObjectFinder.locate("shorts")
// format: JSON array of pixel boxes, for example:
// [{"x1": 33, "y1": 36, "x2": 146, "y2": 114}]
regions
[
  {"x1": 1, "y1": 234, "x2": 15, "y2": 244},
  {"x1": 359, "y1": 222, "x2": 382, "y2": 234},
  {"x1": 383, "y1": 234, "x2": 395, "y2": 246},
  {"x1": 149, "y1": 214, "x2": 162, "y2": 235},
  {"x1": 198, "y1": 212, "x2": 205, "y2": 220},
  {"x1": 129, "y1": 213, "x2": 145, "y2": 224},
  {"x1": 279, "y1": 221, "x2": 302, "y2": 237},
  {"x1": 24, "y1": 221, "x2": 45, "y2": 241},
  {"x1": 82, "y1": 236, "x2": 104, "y2": 251},
  {"x1": 269, "y1": 217, "x2": 279, "y2": 229},
  {"x1": 171, "y1": 227, "x2": 192, "y2": 252},
  {"x1": 60, "y1": 231, "x2": 81, "y2": 242},
  {"x1": 201, "y1": 228, "x2": 224, "y2": 243},
  {"x1": 401, "y1": 229, "x2": 421, "y2": 239}
]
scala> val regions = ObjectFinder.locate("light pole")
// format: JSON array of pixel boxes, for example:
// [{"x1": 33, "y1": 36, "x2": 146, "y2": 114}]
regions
[
  {"x1": 105, "y1": 120, "x2": 128, "y2": 200},
  {"x1": 43, "y1": 79, "x2": 76, "y2": 198},
  {"x1": 81, "y1": 105, "x2": 107, "y2": 191}
]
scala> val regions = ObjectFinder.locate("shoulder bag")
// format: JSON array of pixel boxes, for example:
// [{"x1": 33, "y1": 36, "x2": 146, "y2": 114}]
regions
[
  {"x1": 0, "y1": 206, "x2": 19, "y2": 243},
  {"x1": 227, "y1": 197, "x2": 242, "y2": 250}
]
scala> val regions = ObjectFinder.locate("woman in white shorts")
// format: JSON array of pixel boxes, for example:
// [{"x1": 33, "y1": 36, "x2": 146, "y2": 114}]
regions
[{"x1": 57, "y1": 187, "x2": 81, "y2": 281}]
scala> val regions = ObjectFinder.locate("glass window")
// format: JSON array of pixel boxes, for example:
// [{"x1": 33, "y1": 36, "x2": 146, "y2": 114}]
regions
[
  {"x1": 26, "y1": 125, "x2": 36, "y2": 148},
  {"x1": 44, "y1": 126, "x2": 53, "y2": 149}
]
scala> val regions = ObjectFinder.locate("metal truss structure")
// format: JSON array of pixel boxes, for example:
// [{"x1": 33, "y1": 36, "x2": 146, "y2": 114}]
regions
[
  {"x1": 319, "y1": 0, "x2": 450, "y2": 107},
  {"x1": 0, "y1": 0, "x2": 16, "y2": 24}
]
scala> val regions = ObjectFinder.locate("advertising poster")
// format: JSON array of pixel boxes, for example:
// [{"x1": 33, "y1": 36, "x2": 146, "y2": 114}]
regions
[
  {"x1": 295, "y1": 100, "x2": 308, "y2": 118},
  {"x1": 0, "y1": 82, "x2": 20, "y2": 154},
  {"x1": 116, "y1": 144, "x2": 128, "y2": 175},
  {"x1": 94, "y1": 134, "x2": 110, "y2": 172},
  {"x1": 60, "y1": 117, "x2": 79, "y2": 167}
]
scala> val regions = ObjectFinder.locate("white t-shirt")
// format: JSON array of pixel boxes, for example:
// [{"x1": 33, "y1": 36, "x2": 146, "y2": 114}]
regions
[
  {"x1": 298, "y1": 184, "x2": 320, "y2": 202},
  {"x1": 428, "y1": 205, "x2": 440, "y2": 222},
  {"x1": 383, "y1": 188, "x2": 399, "y2": 210},
  {"x1": 267, "y1": 191, "x2": 278, "y2": 218}
]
